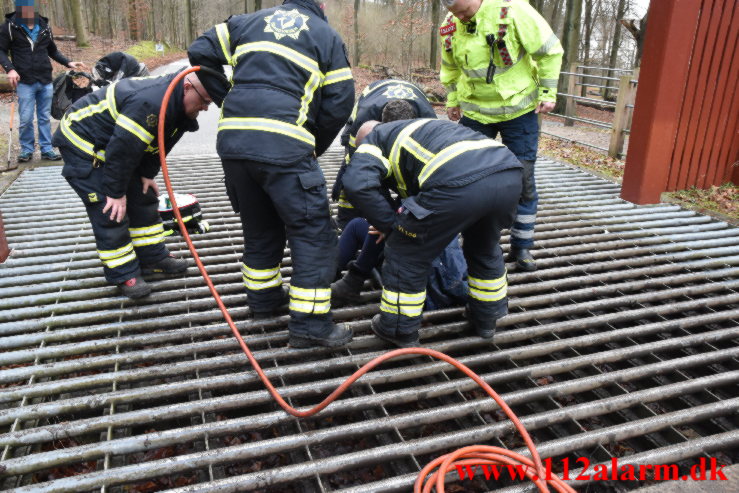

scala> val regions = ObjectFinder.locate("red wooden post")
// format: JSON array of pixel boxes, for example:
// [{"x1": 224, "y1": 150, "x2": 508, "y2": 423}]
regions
[
  {"x1": 0, "y1": 211, "x2": 9, "y2": 263},
  {"x1": 620, "y1": 0, "x2": 703, "y2": 204}
]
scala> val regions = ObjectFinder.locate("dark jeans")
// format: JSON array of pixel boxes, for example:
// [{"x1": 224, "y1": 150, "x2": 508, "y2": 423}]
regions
[{"x1": 337, "y1": 217, "x2": 384, "y2": 274}]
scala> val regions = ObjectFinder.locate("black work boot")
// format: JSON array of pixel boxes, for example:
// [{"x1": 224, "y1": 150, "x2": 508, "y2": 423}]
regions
[
  {"x1": 464, "y1": 306, "x2": 496, "y2": 339},
  {"x1": 252, "y1": 286, "x2": 290, "y2": 320},
  {"x1": 370, "y1": 314, "x2": 420, "y2": 348},
  {"x1": 118, "y1": 276, "x2": 151, "y2": 299},
  {"x1": 141, "y1": 254, "x2": 188, "y2": 275},
  {"x1": 506, "y1": 248, "x2": 537, "y2": 272},
  {"x1": 289, "y1": 323, "x2": 353, "y2": 348},
  {"x1": 331, "y1": 261, "x2": 368, "y2": 307}
]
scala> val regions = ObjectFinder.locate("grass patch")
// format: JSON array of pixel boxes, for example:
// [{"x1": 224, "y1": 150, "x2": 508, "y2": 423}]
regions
[
  {"x1": 664, "y1": 184, "x2": 738, "y2": 223},
  {"x1": 125, "y1": 41, "x2": 178, "y2": 61},
  {"x1": 539, "y1": 135, "x2": 625, "y2": 180}
]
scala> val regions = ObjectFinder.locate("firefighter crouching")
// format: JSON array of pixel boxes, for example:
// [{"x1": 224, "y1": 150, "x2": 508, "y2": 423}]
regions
[
  {"x1": 52, "y1": 71, "x2": 215, "y2": 299},
  {"x1": 343, "y1": 119, "x2": 523, "y2": 347},
  {"x1": 188, "y1": 0, "x2": 355, "y2": 348},
  {"x1": 332, "y1": 78, "x2": 438, "y2": 230}
]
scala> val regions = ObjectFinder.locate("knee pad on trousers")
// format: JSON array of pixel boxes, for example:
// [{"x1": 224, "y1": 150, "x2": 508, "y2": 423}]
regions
[{"x1": 520, "y1": 160, "x2": 536, "y2": 202}]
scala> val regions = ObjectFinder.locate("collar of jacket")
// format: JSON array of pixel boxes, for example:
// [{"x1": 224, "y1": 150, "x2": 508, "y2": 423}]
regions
[
  {"x1": 168, "y1": 69, "x2": 199, "y2": 132},
  {"x1": 5, "y1": 12, "x2": 50, "y2": 35},
  {"x1": 283, "y1": 0, "x2": 327, "y2": 21}
]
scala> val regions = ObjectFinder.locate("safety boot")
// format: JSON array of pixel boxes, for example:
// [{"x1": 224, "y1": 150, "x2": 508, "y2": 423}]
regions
[
  {"x1": 464, "y1": 306, "x2": 496, "y2": 339},
  {"x1": 506, "y1": 248, "x2": 537, "y2": 272},
  {"x1": 118, "y1": 276, "x2": 151, "y2": 299},
  {"x1": 289, "y1": 323, "x2": 353, "y2": 348},
  {"x1": 252, "y1": 286, "x2": 290, "y2": 320},
  {"x1": 331, "y1": 261, "x2": 367, "y2": 307},
  {"x1": 370, "y1": 314, "x2": 420, "y2": 348},
  {"x1": 141, "y1": 254, "x2": 188, "y2": 275}
]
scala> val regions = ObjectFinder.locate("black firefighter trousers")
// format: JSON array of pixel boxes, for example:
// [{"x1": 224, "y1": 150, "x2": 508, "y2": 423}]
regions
[
  {"x1": 222, "y1": 156, "x2": 338, "y2": 338},
  {"x1": 64, "y1": 160, "x2": 169, "y2": 285},
  {"x1": 378, "y1": 168, "x2": 522, "y2": 339}
]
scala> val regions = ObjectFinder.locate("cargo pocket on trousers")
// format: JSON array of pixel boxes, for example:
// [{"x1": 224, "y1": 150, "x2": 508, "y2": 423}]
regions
[
  {"x1": 394, "y1": 196, "x2": 434, "y2": 243},
  {"x1": 298, "y1": 170, "x2": 329, "y2": 219},
  {"x1": 224, "y1": 177, "x2": 240, "y2": 214}
]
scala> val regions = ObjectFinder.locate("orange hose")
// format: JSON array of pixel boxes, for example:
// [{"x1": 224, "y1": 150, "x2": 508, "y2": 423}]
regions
[{"x1": 158, "y1": 66, "x2": 573, "y2": 493}]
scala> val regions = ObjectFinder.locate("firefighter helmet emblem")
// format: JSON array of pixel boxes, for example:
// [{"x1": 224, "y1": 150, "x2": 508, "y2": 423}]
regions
[
  {"x1": 383, "y1": 84, "x2": 417, "y2": 100},
  {"x1": 264, "y1": 9, "x2": 310, "y2": 40},
  {"x1": 146, "y1": 114, "x2": 158, "y2": 129}
]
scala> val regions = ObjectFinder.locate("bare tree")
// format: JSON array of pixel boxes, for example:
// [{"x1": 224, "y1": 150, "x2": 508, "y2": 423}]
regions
[
  {"x1": 604, "y1": 0, "x2": 628, "y2": 100},
  {"x1": 621, "y1": 10, "x2": 648, "y2": 67},
  {"x1": 556, "y1": 0, "x2": 582, "y2": 116},
  {"x1": 353, "y1": 0, "x2": 360, "y2": 66},
  {"x1": 429, "y1": 0, "x2": 440, "y2": 69}
]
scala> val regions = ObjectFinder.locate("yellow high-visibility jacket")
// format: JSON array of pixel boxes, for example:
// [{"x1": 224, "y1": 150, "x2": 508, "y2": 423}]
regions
[{"x1": 440, "y1": 0, "x2": 563, "y2": 123}]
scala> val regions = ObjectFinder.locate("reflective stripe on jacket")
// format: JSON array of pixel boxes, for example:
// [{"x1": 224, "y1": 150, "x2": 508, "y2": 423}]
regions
[
  {"x1": 52, "y1": 71, "x2": 197, "y2": 198},
  {"x1": 439, "y1": 0, "x2": 562, "y2": 124},
  {"x1": 342, "y1": 119, "x2": 522, "y2": 234},
  {"x1": 187, "y1": 0, "x2": 354, "y2": 165}
]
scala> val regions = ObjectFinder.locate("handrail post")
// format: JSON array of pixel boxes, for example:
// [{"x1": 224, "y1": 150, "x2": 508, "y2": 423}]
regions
[
  {"x1": 609, "y1": 74, "x2": 636, "y2": 158},
  {"x1": 564, "y1": 62, "x2": 578, "y2": 127}
]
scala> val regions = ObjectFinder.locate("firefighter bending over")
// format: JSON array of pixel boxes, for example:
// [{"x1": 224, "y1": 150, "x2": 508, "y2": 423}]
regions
[
  {"x1": 188, "y1": 0, "x2": 354, "y2": 348},
  {"x1": 52, "y1": 72, "x2": 214, "y2": 299},
  {"x1": 332, "y1": 79, "x2": 438, "y2": 229},
  {"x1": 343, "y1": 119, "x2": 523, "y2": 347}
]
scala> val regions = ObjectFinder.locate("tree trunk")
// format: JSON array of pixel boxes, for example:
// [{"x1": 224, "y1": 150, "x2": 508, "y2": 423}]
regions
[
  {"x1": 580, "y1": 0, "x2": 594, "y2": 97},
  {"x1": 67, "y1": 0, "x2": 88, "y2": 47},
  {"x1": 531, "y1": 0, "x2": 544, "y2": 15},
  {"x1": 604, "y1": 0, "x2": 627, "y2": 101},
  {"x1": 353, "y1": 0, "x2": 360, "y2": 66},
  {"x1": 185, "y1": 0, "x2": 194, "y2": 45},
  {"x1": 550, "y1": 0, "x2": 565, "y2": 36},
  {"x1": 255, "y1": 0, "x2": 262, "y2": 11},
  {"x1": 621, "y1": 11, "x2": 648, "y2": 68},
  {"x1": 555, "y1": 0, "x2": 582, "y2": 115},
  {"x1": 429, "y1": 0, "x2": 440, "y2": 69}
]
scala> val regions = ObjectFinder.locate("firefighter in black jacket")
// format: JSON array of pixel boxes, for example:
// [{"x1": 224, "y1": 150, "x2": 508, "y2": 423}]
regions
[
  {"x1": 188, "y1": 0, "x2": 354, "y2": 348},
  {"x1": 52, "y1": 71, "x2": 214, "y2": 298},
  {"x1": 332, "y1": 79, "x2": 438, "y2": 229},
  {"x1": 343, "y1": 119, "x2": 523, "y2": 347}
]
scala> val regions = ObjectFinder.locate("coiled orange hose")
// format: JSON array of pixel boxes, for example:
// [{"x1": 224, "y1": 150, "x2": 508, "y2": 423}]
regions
[{"x1": 158, "y1": 66, "x2": 574, "y2": 493}]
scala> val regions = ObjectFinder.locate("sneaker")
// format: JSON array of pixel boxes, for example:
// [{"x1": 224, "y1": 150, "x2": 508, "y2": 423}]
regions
[
  {"x1": 141, "y1": 255, "x2": 188, "y2": 275},
  {"x1": 40, "y1": 151, "x2": 62, "y2": 161},
  {"x1": 17, "y1": 152, "x2": 32, "y2": 163},
  {"x1": 289, "y1": 323, "x2": 353, "y2": 348},
  {"x1": 118, "y1": 276, "x2": 151, "y2": 299},
  {"x1": 370, "y1": 314, "x2": 420, "y2": 348}
]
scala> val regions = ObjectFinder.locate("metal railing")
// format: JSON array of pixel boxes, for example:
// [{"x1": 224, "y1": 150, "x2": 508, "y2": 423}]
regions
[{"x1": 545, "y1": 63, "x2": 639, "y2": 158}]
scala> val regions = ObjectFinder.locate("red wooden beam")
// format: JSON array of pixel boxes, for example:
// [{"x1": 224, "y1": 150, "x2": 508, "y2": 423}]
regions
[
  {"x1": 0, "y1": 211, "x2": 9, "y2": 264},
  {"x1": 620, "y1": 0, "x2": 703, "y2": 204}
]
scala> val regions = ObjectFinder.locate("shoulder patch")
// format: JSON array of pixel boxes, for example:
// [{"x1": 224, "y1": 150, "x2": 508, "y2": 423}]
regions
[
  {"x1": 264, "y1": 9, "x2": 310, "y2": 40},
  {"x1": 146, "y1": 114, "x2": 158, "y2": 129}
]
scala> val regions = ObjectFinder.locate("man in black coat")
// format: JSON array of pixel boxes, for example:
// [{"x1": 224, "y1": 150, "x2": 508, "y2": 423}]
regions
[{"x1": 0, "y1": 0, "x2": 86, "y2": 162}]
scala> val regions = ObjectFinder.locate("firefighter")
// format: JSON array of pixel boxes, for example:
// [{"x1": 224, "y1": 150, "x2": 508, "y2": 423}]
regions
[
  {"x1": 440, "y1": 0, "x2": 563, "y2": 271},
  {"x1": 188, "y1": 0, "x2": 355, "y2": 348},
  {"x1": 52, "y1": 71, "x2": 214, "y2": 299},
  {"x1": 333, "y1": 79, "x2": 438, "y2": 229},
  {"x1": 343, "y1": 119, "x2": 523, "y2": 347}
]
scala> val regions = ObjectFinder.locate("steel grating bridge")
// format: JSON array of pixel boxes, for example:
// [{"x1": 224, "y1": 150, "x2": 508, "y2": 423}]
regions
[{"x1": 0, "y1": 148, "x2": 737, "y2": 492}]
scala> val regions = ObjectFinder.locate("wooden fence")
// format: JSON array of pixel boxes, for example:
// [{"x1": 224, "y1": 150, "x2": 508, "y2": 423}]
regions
[{"x1": 544, "y1": 62, "x2": 639, "y2": 159}]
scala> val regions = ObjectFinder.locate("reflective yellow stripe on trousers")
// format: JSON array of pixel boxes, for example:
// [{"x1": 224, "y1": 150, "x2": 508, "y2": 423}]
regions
[
  {"x1": 129, "y1": 223, "x2": 166, "y2": 248},
  {"x1": 289, "y1": 285, "x2": 331, "y2": 315},
  {"x1": 242, "y1": 264, "x2": 283, "y2": 291},
  {"x1": 468, "y1": 271, "x2": 507, "y2": 302},
  {"x1": 380, "y1": 289, "x2": 426, "y2": 317},
  {"x1": 98, "y1": 243, "x2": 136, "y2": 269}
]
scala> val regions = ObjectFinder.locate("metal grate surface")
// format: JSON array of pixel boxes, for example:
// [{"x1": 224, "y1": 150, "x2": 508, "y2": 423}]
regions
[{"x1": 0, "y1": 148, "x2": 737, "y2": 493}]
